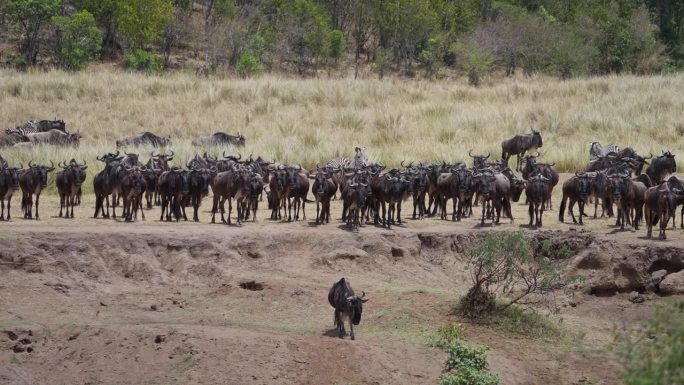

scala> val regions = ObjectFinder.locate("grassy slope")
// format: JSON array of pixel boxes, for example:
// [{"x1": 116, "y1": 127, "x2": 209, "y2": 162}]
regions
[{"x1": 1, "y1": 69, "x2": 683, "y2": 193}]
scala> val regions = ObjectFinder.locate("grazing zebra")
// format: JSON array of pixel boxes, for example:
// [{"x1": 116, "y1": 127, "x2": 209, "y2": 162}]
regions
[{"x1": 589, "y1": 142, "x2": 620, "y2": 160}]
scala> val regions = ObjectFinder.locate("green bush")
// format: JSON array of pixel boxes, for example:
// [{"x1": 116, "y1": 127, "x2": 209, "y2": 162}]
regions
[
  {"x1": 4, "y1": 0, "x2": 60, "y2": 65},
  {"x1": 328, "y1": 30, "x2": 345, "y2": 61},
  {"x1": 617, "y1": 301, "x2": 684, "y2": 385},
  {"x1": 440, "y1": 340, "x2": 500, "y2": 385},
  {"x1": 125, "y1": 49, "x2": 163, "y2": 74},
  {"x1": 52, "y1": 10, "x2": 102, "y2": 71},
  {"x1": 235, "y1": 53, "x2": 262, "y2": 77}
]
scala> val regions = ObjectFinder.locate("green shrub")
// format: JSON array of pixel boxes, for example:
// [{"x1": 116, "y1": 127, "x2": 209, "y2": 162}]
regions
[
  {"x1": 235, "y1": 53, "x2": 262, "y2": 77},
  {"x1": 616, "y1": 301, "x2": 684, "y2": 385},
  {"x1": 440, "y1": 340, "x2": 500, "y2": 385},
  {"x1": 125, "y1": 49, "x2": 163, "y2": 74},
  {"x1": 52, "y1": 10, "x2": 102, "y2": 70},
  {"x1": 328, "y1": 30, "x2": 345, "y2": 62}
]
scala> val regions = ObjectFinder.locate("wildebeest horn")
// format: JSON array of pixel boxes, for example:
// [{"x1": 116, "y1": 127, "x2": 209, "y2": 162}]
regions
[
  {"x1": 96, "y1": 154, "x2": 104, "y2": 161},
  {"x1": 168, "y1": 150, "x2": 174, "y2": 157},
  {"x1": 485, "y1": 152, "x2": 490, "y2": 159},
  {"x1": 114, "y1": 150, "x2": 120, "y2": 157},
  {"x1": 401, "y1": 160, "x2": 406, "y2": 167},
  {"x1": 125, "y1": 152, "x2": 132, "y2": 156},
  {"x1": 49, "y1": 160, "x2": 54, "y2": 170},
  {"x1": 29, "y1": 160, "x2": 35, "y2": 168},
  {"x1": 80, "y1": 160, "x2": 86, "y2": 167},
  {"x1": 58, "y1": 161, "x2": 66, "y2": 168},
  {"x1": 236, "y1": 153, "x2": 242, "y2": 160},
  {"x1": 644, "y1": 152, "x2": 653, "y2": 160},
  {"x1": 151, "y1": 151, "x2": 158, "y2": 158},
  {"x1": 468, "y1": 150, "x2": 474, "y2": 158}
]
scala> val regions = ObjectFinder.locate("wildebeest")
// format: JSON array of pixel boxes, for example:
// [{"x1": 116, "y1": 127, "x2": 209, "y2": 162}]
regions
[
  {"x1": 310, "y1": 169, "x2": 337, "y2": 224},
  {"x1": 119, "y1": 166, "x2": 147, "y2": 222},
  {"x1": 185, "y1": 167, "x2": 215, "y2": 222},
  {"x1": 56, "y1": 160, "x2": 87, "y2": 218},
  {"x1": 558, "y1": 172, "x2": 594, "y2": 225},
  {"x1": 191, "y1": 132, "x2": 245, "y2": 147},
  {"x1": 501, "y1": 128, "x2": 543, "y2": 171},
  {"x1": 472, "y1": 169, "x2": 511, "y2": 225},
  {"x1": 436, "y1": 165, "x2": 473, "y2": 222},
  {"x1": 158, "y1": 169, "x2": 189, "y2": 221},
  {"x1": 268, "y1": 166, "x2": 288, "y2": 220},
  {"x1": 343, "y1": 178, "x2": 370, "y2": 230},
  {"x1": 469, "y1": 150, "x2": 491, "y2": 170},
  {"x1": 525, "y1": 173, "x2": 551, "y2": 227},
  {"x1": 328, "y1": 278, "x2": 368, "y2": 340},
  {"x1": 371, "y1": 171, "x2": 411, "y2": 228},
  {"x1": 608, "y1": 173, "x2": 650, "y2": 230},
  {"x1": 644, "y1": 177, "x2": 684, "y2": 240},
  {"x1": 19, "y1": 161, "x2": 54, "y2": 220},
  {"x1": 521, "y1": 154, "x2": 559, "y2": 209},
  {"x1": 93, "y1": 151, "x2": 124, "y2": 219},
  {"x1": 645, "y1": 151, "x2": 676, "y2": 184},
  {"x1": 116, "y1": 132, "x2": 172, "y2": 148},
  {"x1": 27, "y1": 129, "x2": 80, "y2": 147},
  {"x1": 284, "y1": 166, "x2": 309, "y2": 222},
  {"x1": 0, "y1": 162, "x2": 22, "y2": 220}
]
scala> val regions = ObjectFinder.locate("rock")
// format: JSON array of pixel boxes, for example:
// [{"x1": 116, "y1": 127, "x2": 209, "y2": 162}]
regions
[
  {"x1": 651, "y1": 269, "x2": 668, "y2": 281},
  {"x1": 659, "y1": 271, "x2": 684, "y2": 295},
  {"x1": 628, "y1": 291, "x2": 645, "y2": 303},
  {"x1": 154, "y1": 335, "x2": 166, "y2": 344},
  {"x1": 150, "y1": 304, "x2": 158, "y2": 311}
]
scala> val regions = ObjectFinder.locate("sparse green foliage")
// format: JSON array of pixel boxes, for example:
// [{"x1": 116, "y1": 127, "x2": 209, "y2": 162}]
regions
[
  {"x1": 459, "y1": 232, "x2": 562, "y2": 318},
  {"x1": 328, "y1": 29, "x2": 345, "y2": 63},
  {"x1": 125, "y1": 49, "x2": 163, "y2": 74},
  {"x1": 461, "y1": 45, "x2": 493, "y2": 86},
  {"x1": 616, "y1": 300, "x2": 684, "y2": 385},
  {"x1": 236, "y1": 53, "x2": 262, "y2": 77},
  {"x1": 52, "y1": 11, "x2": 103, "y2": 71},
  {"x1": 4, "y1": 0, "x2": 60, "y2": 66},
  {"x1": 439, "y1": 340, "x2": 500, "y2": 385}
]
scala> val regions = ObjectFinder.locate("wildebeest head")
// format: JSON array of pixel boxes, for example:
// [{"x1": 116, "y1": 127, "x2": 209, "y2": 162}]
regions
[
  {"x1": 151, "y1": 151, "x2": 174, "y2": 170},
  {"x1": 531, "y1": 128, "x2": 543, "y2": 148},
  {"x1": 347, "y1": 291, "x2": 368, "y2": 325},
  {"x1": 61, "y1": 159, "x2": 87, "y2": 187},
  {"x1": 96, "y1": 150, "x2": 121, "y2": 164},
  {"x1": 469, "y1": 150, "x2": 491, "y2": 169},
  {"x1": 452, "y1": 165, "x2": 472, "y2": 192},
  {"x1": 285, "y1": 165, "x2": 302, "y2": 188},
  {"x1": 190, "y1": 167, "x2": 213, "y2": 195},
  {"x1": 3, "y1": 164, "x2": 22, "y2": 189},
  {"x1": 123, "y1": 152, "x2": 140, "y2": 167},
  {"x1": 574, "y1": 172, "x2": 595, "y2": 199},
  {"x1": 28, "y1": 160, "x2": 54, "y2": 188},
  {"x1": 473, "y1": 170, "x2": 496, "y2": 198}
]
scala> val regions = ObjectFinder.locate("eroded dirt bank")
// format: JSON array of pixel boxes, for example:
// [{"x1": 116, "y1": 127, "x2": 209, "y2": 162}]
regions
[{"x1": 0, "y1": 225, "x2": 682, "y2": 385}]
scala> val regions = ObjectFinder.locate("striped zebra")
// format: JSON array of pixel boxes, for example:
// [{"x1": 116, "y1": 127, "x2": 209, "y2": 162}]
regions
[
  {"x1": 589, "y1": 142, "x2": 620, "y2": 161},
  {"x1": 324, "y1": 147, "x2": 369, "y2": 170}
]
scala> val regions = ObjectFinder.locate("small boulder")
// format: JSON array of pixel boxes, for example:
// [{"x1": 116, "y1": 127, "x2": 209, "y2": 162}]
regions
[
  {"x1": 628, "y1": 291, "x2": 645, "y2": 303},
  {"x1": 659, "y1": 271, "x2": 684, "y2": 295}
]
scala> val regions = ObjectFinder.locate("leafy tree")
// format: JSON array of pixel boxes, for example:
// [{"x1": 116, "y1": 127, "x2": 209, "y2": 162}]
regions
[
  {"x1": 4, "y1": 0, "x2": 60, "y2": 65},
  {"x1": 125, "y1": 48, "x2": 163, "y2": 73},
  {"x1": 116, "y1": 0, "x2": 175, "y2": 49},
  {"x1": 72, "y1": 0, "x2": 120, "y2": 57},
  {"x1": 235, "y1": 53, "x2": 262, "y2": 77},
  {"x1": 328, "y1": 29, "x2": 345, "y2": 66},
  {"x1": 274, "y1": 0, "x2": 331, "y2": 74},
  {"x1": 52, "y1": 10, "x2": 102, "y2": 70}
]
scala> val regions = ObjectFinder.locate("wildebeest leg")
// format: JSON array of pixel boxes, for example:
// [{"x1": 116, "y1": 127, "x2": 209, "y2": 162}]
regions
[
  {"x1": 111, "y1": 193, "x2": 117, "y2": 219},
  {"x1": 59, "y1": 192, "x2": 64, "y2": 217},
  {"x1": 301, "y1": 198, "x2": 306, "y2": 220},
  {"x1": 680, "y1": 206, "x2": 684, "y2": 229},
  {"x1": 160, "y1": 195, "x2": 167, "y2": 221},
  {"x1": 193, "y1": 200, "x2": 200, "y2": 222},
  {"x1": 539, "y1": 201, "x2": 545, "y2": 227},
  {"x1": 104, "y1": 195, "x2": 110, "y2": 218},
  {"x1": 578, "y1": 200, "x2": 585, "y2": 225},
  {"x1": 568, "y1": 199, "x2": 578, "y2": 224},
  {"x1": 0, "y1": 199, "x2": 4, "y2": 220},
  {"x1": 139, "y1": 199, "x2": 145, "y2": 221},
  {"x1": 34, "y1": 192, "x2": 41, "y2": 220}
]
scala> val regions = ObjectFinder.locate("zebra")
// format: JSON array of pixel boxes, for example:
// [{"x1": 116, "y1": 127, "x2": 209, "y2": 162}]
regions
[
  {"x1": 11, "y1": 120, "x2": 66, "y2": 135},
  {"x1": 589, "y1": 142, "x2": 620, "y2": 161},
  {"x1": 324, "y1": 147, "x2": 369, "y2": 170}
]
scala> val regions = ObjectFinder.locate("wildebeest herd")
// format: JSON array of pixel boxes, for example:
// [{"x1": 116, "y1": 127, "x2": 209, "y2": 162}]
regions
[{"x1": 1, "y1": 124, "x2": 683, "y2": 240}]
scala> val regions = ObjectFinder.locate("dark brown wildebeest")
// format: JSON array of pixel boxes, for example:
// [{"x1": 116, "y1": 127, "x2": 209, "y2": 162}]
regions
[
  {"x1": 471, "y1": 169, "x2": 511, "y2": 226},
  {"x1": 93, "y1": 151, "x2": 124, "y2": 219},
  {"x1": 645, "y1": 151, "x2": 677, "y2": 184},
  {"x1": 185, "y1": 167, "x2": 215, "y2": 222},
  {"x1": 0, "y1": 163, "x2": 22, "y2": 220},
  {"x1": 119, "y1": 166, "x2": 147, "y2": 222},
  {"x1": 616, "y1": 148, "x2": 652, "y2": 175},
  {"x1": 19, "y1": 161, "x2": 54, "y2": 220},
  {"x1": 27, "y1": 129, "x2": 80, "y2": 147},
  {"x1": 211, "y1": 167, "x2": 244, "y2": 224},
  {"x1": 608, "y1": 172, "x2": 651, "y2": 230},
  {"x1": 191, "y1": 132, "x2": 246, "y2": 147},
  {"x1": 501, "y1": 128, "x2": 543, "y2": 171},
  {"x1": 116, "y1": 132, "x2": 172, "y2": 148},
  {"x1": 342, "y1": 178, "x2": 370, "y2": 230},
  {"x1": 525, "y1": 173, "x2": 551, "y2": 227},
  {"x1": 469, "y1": 150, "x2": 491, "y2": 170},
  {"x1": 310, "y1": 169, "x2": 337, "y2": 224},
  {"x1": 284, "y1": 166, "x2": 309, "y2": 222},
  {"x1": 158, "y1": 169, "x2": 189, "y2": 221},
  {"x1": 371, "y1": 171, "x2": 411, "y2": 228},
  {"x1": 151, "y1": 151, "x2": 173, "y2": 170},
  {"x1": 56, "y1": 160, "x2": 87, "y2": 218},
  {"x1": 558, "y1": 172, "x2": 594, "y2": 225},
  {"x1": 143, "y1": 158, "x2": 162, "y2": 208},
  {"x1": 328, "y1": 278, "x2": 368, "y2": 340},
  {"x1": 521, "y1": 154, "x2": 559, "y2": 209},
  {"x1": 236, "y1": 171, "x2": 263, "y2": 223},
  {"x1": 644, "y1": 177, "x2": 684, "y2": 240},
  {"x1": 268, "y1": 166, "x2": 287, "y2": 220},
  {"x1": 407, "y1": 165, "x2": 430, "y2": 220},
  {"x1": 436, "y1": 165, "x2": 473, "y2": 222}
]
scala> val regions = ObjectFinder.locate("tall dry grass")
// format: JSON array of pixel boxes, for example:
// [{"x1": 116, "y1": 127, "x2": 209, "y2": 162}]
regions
[{"x1": 1, "y1": 69, "x2": 683, "y2": 194}]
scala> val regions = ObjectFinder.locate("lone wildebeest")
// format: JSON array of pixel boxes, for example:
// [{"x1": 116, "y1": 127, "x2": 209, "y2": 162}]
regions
[
  {"x1": 56, "y1": 160, "x2": 87, "y2": 218},
  {"x1": 191, "y1": 132, "x2": 246, "y2": 147},
  {"x1": 0, "y1": 162, "x2": 22, "y2": 220},
  {"x1": 116, "y1": 132, "x2": 172, "y2": 148},
  {"x1": 328, "y1": 278, "x2": 368, "y2": 340},
  {"x1": 501, "y1": 128, "x2": 543, "y2": 171}
]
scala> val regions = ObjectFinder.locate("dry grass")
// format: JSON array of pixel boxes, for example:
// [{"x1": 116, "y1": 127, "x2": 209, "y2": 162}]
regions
[{"x1": 1, "y1": 69, "x2": 683, "y2": 194}]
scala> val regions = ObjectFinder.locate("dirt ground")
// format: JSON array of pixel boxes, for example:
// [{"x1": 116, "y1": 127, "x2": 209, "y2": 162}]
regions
[{"x1": 1, "y1": 173, "x2": 683, "y2": 385}]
